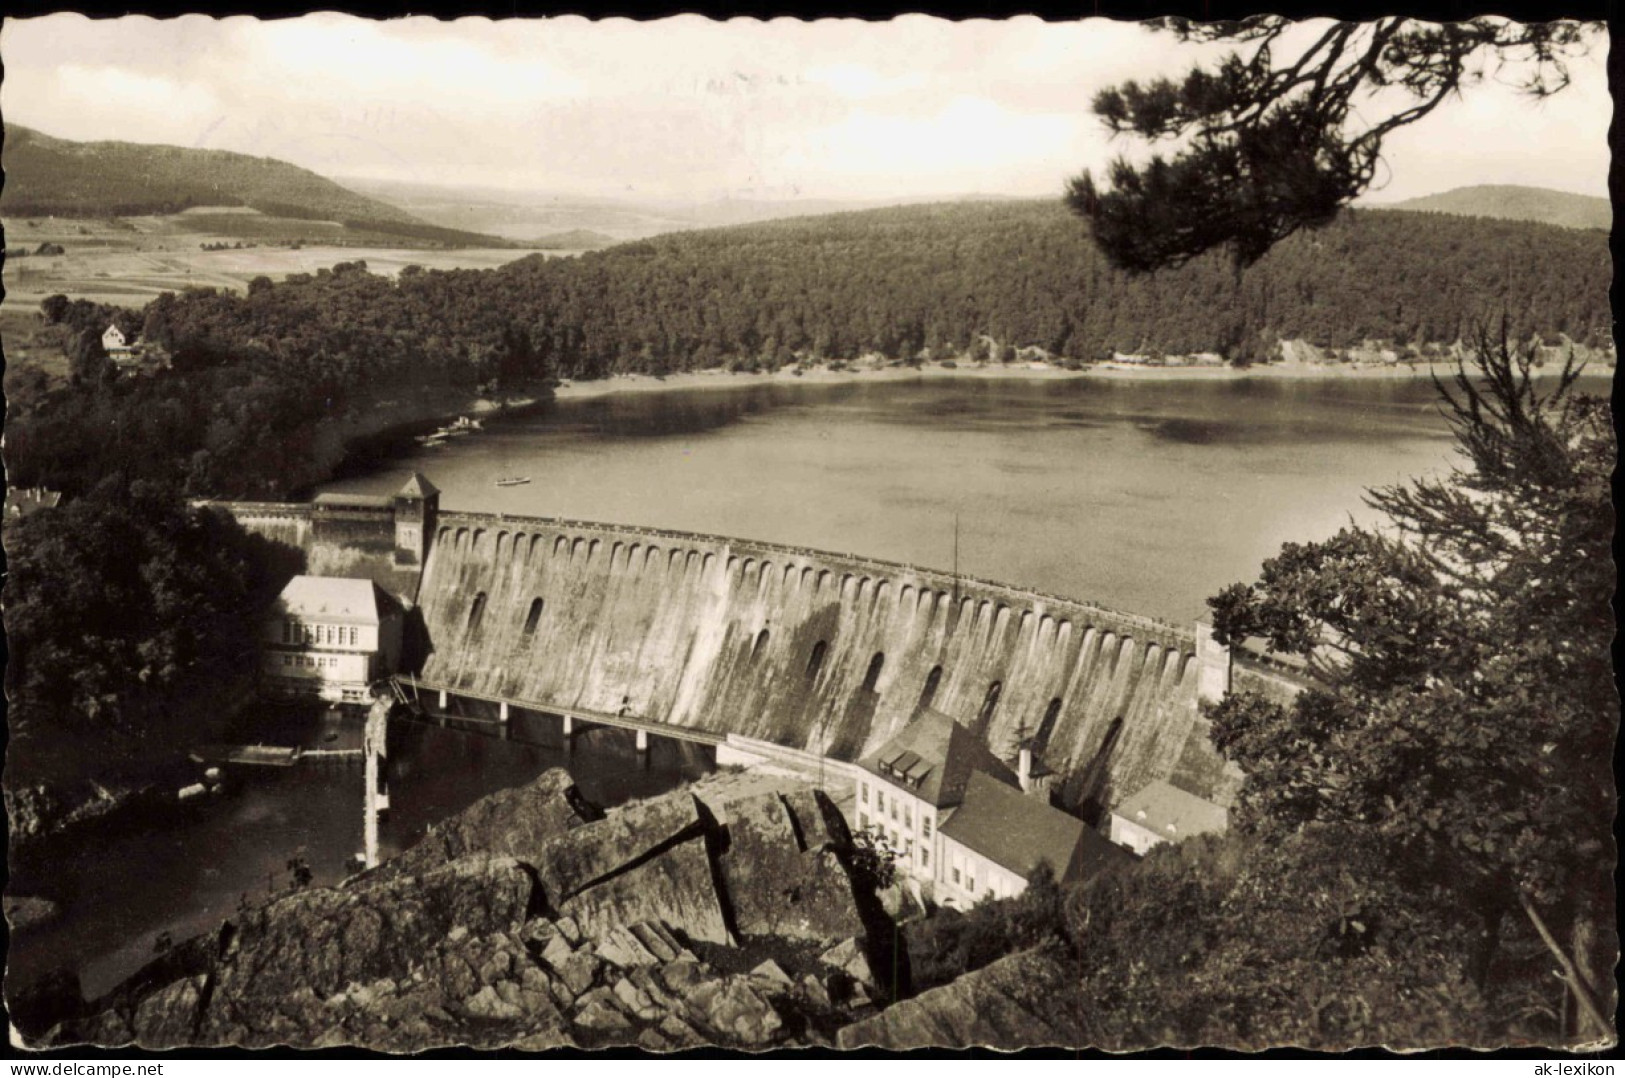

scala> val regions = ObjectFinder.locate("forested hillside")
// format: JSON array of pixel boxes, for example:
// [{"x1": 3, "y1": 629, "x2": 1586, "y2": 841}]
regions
[
  {"x1": 1, "y1": 125, "x2": 413, "y2": 221},
  {"x1": 1, "y1": 126, "x2": 509, "y2": 247},
  {"x1": 496, "y1": 199, "x2": 1608, "y2": 367},
  {"x1": 6, "y1": 200, "x2": 1610, "y2": 501},
  {"x1": 124, "y1": 199, "x2": 1614, "y2": 377}
]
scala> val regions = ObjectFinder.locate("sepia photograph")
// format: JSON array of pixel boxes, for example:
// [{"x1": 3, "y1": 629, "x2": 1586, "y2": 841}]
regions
[{"x1": 0, "y1": 7, "x2": 1616, "y2": 1056}]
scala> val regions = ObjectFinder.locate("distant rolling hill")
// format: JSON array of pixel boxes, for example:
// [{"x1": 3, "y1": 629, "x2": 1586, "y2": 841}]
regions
[
  {"x1": 530, "y1": 229, "x2": 618, "y2": 250},
  {"x1": 1378, "y1": 184, "x2": 1610, "y2": 231},
  {"x1": 345, "y1": 175, "x2": 1023, "y2": 242},
  {"x1": 1, "y1": 125, "x2": 514, "y2": 248}
]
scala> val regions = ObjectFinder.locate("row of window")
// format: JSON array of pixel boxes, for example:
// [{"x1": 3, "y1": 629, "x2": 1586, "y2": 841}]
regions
[
  {"x1": 282, "y1": 621, "x2": 360, "y2": 647},
  {"x1": 856, "y1": 806, "x2": 1011, "y2": 902},
  {"x1": 281, "y1": 654, "x2": 346, "y2": 670},
  {"x1": 857, "y1": 815, "x2": 928, "y2": 869},
  {"x1": 859, "y1": 781, "x2": 935, "y2": 839}
]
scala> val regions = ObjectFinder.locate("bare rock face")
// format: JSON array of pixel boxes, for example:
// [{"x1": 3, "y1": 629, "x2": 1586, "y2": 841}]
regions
[
  {"x1": 687, "y1": 976, "x2": 785, "y2": 1046},
  {"x1": 364, "y1": 767, "x2": 594, "y2": 884},
  {"x1": 530, "y1": 790, "x2": 707, "y2": 904},
  {"x1": 38, "y1": 769, "x2": 888, "y2": 1051},
  {"x1": 780, "y1": 787, "x2": 850, "y2": 852},
  {"x1": 130, "y1": 976, "x2": 207, "y2": 1051},
  {"x1": 559, "y1": 835, "x2": 731, "y2": 945},
  {"x1": 698, "y1": 783, "x2": 867, "y2": 943},
  {"x1": 819, "y1": 937, "x2": 876, "y2": 988},
  {"x1": 835, "y1": 947, "x2": 1087, "y2": 1051},
  {"x1": 209, "y1": 856, "x2": 532, "y2": 1018}
]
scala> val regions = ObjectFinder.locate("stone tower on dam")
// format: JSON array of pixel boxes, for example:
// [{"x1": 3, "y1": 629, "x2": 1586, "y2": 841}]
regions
[{"x1": 211, "y1": 477, "x2": 1246, "y2": 815}]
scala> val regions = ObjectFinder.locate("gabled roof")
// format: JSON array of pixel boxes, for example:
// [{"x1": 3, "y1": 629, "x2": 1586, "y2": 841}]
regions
[
  {"x1": 940, "y1": 771, "x2": 1129, "y2": 883},
  {"x1": 275, "y1": 575, "x2": 382, "y2": 624},
  {"x1": 1113, "y1": 780, "x2": 1229, "y2": 840},
  {"x1": 857, "y1": 710, "x2": 1018, "y2": 809},
  {"x1": 397, "y1": 472, "x2": 440, "y2": 500}
]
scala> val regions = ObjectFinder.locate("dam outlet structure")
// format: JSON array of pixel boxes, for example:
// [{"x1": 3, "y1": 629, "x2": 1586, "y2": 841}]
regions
[{"x1": 211, "y1": 478, "x2": 1253, "y2": 815}]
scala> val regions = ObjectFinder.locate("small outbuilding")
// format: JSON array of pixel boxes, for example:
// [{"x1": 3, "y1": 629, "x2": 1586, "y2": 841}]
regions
[{"x1": 1109, "y1": 779, "x2": 1229, "y2": 856}]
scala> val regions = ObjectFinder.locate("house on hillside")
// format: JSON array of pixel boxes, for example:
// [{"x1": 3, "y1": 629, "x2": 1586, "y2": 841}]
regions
[
  {"x1": 261, "y1": 575, "x2": 404, "y2": 705},
  {"x1": 1109, "y1": 779, "x2": 1229, "y2": 856},
  {"x1": 853, "y1": 710, "x2": 1122, "y2": 906},
  {"x1": 5, "y1": 486, "x2": 62, "y2": 521},
  {"x1": 102, "y1": 323, "x2": 168, "y2": 374},
  {"x1": 854, "y1": 709, "x2": 1016, "y2": 883},
  {"x1": 103, "y1": 323, "x2": 138, "y2": 359}
]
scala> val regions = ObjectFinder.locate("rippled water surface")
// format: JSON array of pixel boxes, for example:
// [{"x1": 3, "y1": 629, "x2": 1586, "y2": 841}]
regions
[{"x1": 326, "y1": 374, "x2": 1483, "y2": 623}]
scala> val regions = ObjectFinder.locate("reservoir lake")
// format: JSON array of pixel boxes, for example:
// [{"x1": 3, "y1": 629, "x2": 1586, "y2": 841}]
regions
[{"x1": 330, "y1": 373, "x2": 1472, "y2": 624}]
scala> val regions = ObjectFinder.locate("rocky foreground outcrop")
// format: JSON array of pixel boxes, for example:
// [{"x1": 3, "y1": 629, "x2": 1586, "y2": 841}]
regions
[
  {"x1": 835, "y1": 946, "x2": 1088, "y2": 1050},
  {"x1": 31, "y1": 770, "x2": 894, "y2": 1051}
]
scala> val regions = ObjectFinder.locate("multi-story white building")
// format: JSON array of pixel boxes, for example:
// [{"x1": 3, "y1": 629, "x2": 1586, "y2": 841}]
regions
[
  {"x1": 936, "y1": 771, "x2": 1120, "y2": 907},
  {"x1": 261, "y1": 575, "x2": 403, "y2": 705},
  {"x1": 852, "y1": 710, "x2": 1127, "y2": 907},
  {"x1": 852, "y1": 709, "x2": 1015, "y2": 883}
]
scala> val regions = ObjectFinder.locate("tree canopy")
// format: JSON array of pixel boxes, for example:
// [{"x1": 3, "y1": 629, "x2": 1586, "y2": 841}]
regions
[
  {"x1": 4, "y1": 479, "x2": 298, "y2": 747},
  {"x1": 1067, "y1": 17, "x2": 1595, "y2": 272},
  {"x1": 1204, "y1": 325, "x2": 1615, "y2": 1040}
]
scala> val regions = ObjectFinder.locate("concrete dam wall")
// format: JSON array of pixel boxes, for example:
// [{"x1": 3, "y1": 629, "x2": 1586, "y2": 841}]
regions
[{"x1": 417, "y1": 512, "x2": 1236, "y2": 813}]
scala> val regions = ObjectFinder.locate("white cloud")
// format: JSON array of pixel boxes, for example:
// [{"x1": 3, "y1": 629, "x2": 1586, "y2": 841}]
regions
[
  {"x1": 235, "y1": 17, "x2": 588, "y2": 108},
  {"x1": 0, "y1": 14, "x2": 1609, "y2": 202},
  {"x1": 803, "y1": 63, "x2": 926, "y2": 100},
  {"x1": 3, "y1": 62, "x2": 223, "y2": 146}
]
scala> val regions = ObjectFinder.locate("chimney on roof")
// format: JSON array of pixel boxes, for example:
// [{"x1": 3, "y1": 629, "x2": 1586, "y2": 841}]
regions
[{"x1": 1017, "y1": 738, "x2": 1055, "y2": 803}]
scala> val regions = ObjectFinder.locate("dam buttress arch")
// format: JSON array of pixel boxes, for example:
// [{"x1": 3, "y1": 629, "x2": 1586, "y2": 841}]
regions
[{"x1": 404, "y1": 510, "x2": 1240, "y2": 814}]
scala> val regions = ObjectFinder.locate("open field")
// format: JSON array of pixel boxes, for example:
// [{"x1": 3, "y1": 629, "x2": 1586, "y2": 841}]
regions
[{"x1": 3, "y1": 214, "x2": 562, "y2": 311}]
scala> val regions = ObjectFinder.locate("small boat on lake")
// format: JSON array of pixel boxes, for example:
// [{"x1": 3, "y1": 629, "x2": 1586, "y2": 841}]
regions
[
  {"x1": 495, "y1": 476, "x2": 532, "y2": 487},
  {"x1": 444, "y1": 416, "x2": 483, "y2": 435}
]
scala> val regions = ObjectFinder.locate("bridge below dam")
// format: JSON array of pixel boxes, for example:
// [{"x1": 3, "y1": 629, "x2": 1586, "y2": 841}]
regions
[
  {"x1": 392, "y1": 674, "x2": 728, "y2": 749},
  {"x1": 412, "y1": 511, "x2": 1245, "y2": 815}
]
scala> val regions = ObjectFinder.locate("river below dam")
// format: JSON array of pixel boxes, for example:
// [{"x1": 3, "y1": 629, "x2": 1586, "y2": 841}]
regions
[
  {"x1": 7, "y1": 712, "x2": 714, "y2": 1000},
  {"x1": 12, "y1": 369, "x2": 1598, "y2": 1003}
]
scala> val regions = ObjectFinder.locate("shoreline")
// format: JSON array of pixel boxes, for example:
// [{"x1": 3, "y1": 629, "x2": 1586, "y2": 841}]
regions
[
  {"x1": 317, "y1": 389, "x2": 552, "y2": 491},
  {"x1": 548, "y1": 357, "x2": 1611, "y2": 404}
]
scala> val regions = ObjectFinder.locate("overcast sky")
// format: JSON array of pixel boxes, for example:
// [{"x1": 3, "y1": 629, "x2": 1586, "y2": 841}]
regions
[{"x1": 1, "y1": 14, "x2": 1609, "y2": 204}]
